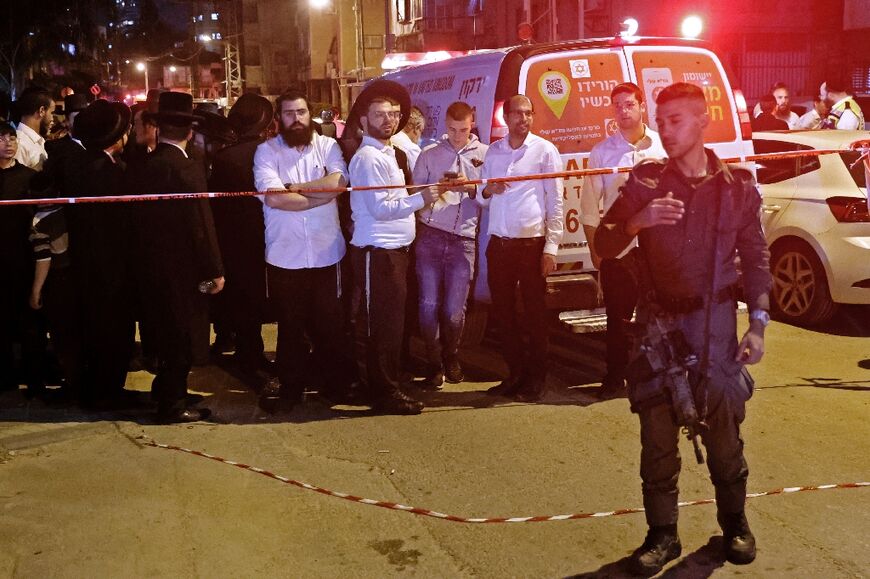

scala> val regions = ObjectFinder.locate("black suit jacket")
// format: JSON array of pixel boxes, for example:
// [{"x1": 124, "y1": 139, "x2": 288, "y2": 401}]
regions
[{"x1": 133, "y1": 143, "x2": 223, "y2": 306}]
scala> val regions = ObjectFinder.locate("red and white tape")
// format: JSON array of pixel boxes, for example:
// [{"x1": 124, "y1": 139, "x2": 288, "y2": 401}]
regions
[
  {"x1": 140, "y1": 437, "x2": 868, "y2": 524},
  {"x1": 0, "y1": 148, "x2": 843, "y2": 207}
]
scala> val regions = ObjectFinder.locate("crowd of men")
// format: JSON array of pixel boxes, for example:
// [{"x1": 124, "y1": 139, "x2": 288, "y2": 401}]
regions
[{"x1": 3, "y1": 72, "x2": 868, "y2": 572}]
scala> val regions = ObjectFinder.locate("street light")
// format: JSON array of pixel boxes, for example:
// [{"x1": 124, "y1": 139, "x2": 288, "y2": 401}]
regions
[
  {"x1": 136, "y1": 61, "x2": 149, "y2": 93},
  {"x1": 169, "y1": 65, "x2": 177, "y2": 73},
  {"x1": 199, "y1": 34, "x2": 212, "y2": 43}
]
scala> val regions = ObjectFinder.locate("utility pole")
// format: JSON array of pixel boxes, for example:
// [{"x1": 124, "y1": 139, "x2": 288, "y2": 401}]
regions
[{"x1": 223, "y1": 0, "x2": 243, "y2": 106}]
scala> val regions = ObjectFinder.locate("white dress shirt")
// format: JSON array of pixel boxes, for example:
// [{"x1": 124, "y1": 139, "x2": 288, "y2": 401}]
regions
[
  {"x1": 349, "y1": 135, "x2": 425, "y2": 249},
  {"x1": 582, "y1": 125, "x2": 665, "y2": 228},
  {"x1": 797, "y1": 109, "x2": 823, "y2": 129},
  {"x1": 479, "y1": 132, "x2": 564, "y2": 255},
  {"x1": 15, "y1": 122, "x2": 47, "y2": 171},
  {"x1": 253, "y1": 132, "x2": 348, "y2": 269},
  {"x1": 390, "y1": 130, "x2": 422, "y2": 172}
]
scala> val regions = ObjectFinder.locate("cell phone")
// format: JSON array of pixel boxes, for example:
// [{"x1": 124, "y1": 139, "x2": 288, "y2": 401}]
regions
[{"x1": 443, "y1": 171, "x2": 459, "y2": 180}]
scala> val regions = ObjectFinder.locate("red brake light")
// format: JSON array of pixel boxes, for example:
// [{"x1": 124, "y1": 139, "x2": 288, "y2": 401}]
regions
[
  {"x1": 491, "y1": 100, "x2": 507, "y2": 141},
  {"x1": 826, "y1": 196, "x2": 870, "y2": 222},
  {"x1": 733, "y1": 89, "x2": 752, "y2": 141}
]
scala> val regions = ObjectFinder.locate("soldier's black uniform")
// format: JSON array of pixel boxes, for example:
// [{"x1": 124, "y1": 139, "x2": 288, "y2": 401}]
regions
[{"x1": 596, "y1": 150, "x2": 772, "y2": 549}]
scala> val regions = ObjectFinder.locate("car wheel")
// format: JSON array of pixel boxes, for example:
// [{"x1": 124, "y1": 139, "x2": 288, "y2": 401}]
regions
[{"x1": 770, "y1": 239, "x2": 837, "y2": 325}]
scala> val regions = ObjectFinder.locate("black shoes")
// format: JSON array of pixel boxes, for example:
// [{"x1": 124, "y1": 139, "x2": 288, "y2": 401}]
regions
[
  {"x1": 443, "y1": 359, "x2": 465, "y2": 384},
  {"x1": 373, "y1": 389, "x2": 424, "y2": 415},
  {"x1": 629, "y1": 525, "x2": 682, "y2": 576},
  {"x1": 719, "y1": 511, "x2": 757, "y2": 565},
  {"x1": 514, "y1": 380, "x2": 546, "y2": 402},
  {"x1": 486, "y1": 376, "x2": 523, "y2": 397},
  {"x1": 596, "y1": 374, "x2": 627, "y2": 399}
]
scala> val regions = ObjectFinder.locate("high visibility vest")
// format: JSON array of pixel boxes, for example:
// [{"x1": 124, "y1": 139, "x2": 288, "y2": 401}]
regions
[{"x1": 825, "y1": 97, "x2": 865, "y2": 130}]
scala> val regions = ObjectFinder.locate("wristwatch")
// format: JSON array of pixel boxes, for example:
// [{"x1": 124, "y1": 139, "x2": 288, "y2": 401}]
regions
[{"x1": 749, "y1": 309, "x2": 770, "y2": 327}]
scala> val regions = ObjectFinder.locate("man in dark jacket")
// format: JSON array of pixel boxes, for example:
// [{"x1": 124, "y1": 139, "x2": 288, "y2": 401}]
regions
[
  {"x1": 208, "y1": 94, "x2": 274, "y2": 388},
  {"x1": 133, "y1": 92, "x2": 224, "y2": 423}
]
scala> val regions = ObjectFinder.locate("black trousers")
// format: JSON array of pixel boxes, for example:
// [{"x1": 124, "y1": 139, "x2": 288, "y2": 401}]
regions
[
  {"x1": 600, "y1": 257, "x2": 639, "y2": 380},
  {"x1": 350, "y1": 245, "x2": 409, "y2": 396},
  {"x1": 41, "y1": 268, "x2": 84, "y2": 395},
  {"x1": 486, "y1": 236, "x2": 549, "y2": 382},
  {"x1": 267, "y1": 261, "x2": 356, "y2": 397},
  {"x1": 146, "y1": 283, "x2": 208, "y2": 412}
]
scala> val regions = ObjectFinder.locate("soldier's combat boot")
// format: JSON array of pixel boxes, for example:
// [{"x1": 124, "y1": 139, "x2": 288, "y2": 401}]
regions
[
  {"x1": 629, "y1": 524, "x2": 681, "y2": 576},
  {"x1": 719, "y1": 511, "x2": 756, "y2": 565}
]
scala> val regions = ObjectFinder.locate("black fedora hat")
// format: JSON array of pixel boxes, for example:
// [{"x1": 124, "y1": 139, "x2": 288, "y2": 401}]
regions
[
  {"x1": 56, "y1": 93, "x2": 91, "y2": 117},
  {"x1": 346, "y1": 79, "x2": 411, "y2": 135},
  {"x1": 227, "y1": 93, "x2": 274, "y2": 138},
  {"x1": 193, "y1": 102, "x2": 236, "y2": 143},
  {"x1": 72, "y1": 99, "x2": 132, "y2": 151},
  {"x1": 153, "y1": 91, "x2": 198, "y2": 124}
]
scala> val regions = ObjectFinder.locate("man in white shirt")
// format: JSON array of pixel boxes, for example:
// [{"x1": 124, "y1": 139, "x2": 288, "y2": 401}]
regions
[
  {"x1": 582, "y1": 82, "x2": 666, "y2": 397},
  {"x1": 478, "y1": 94, "x2": 564, "y2": 402},
  {"x1": 253, "y1": 90, "x2": 358, "y2": 410},
  {"x1": 14, "y1": 88, "x2": 54, "y2": 171},
  {"x1": 348, "y1": 81, "x2": 438, "y2": 415},
  {"x1": 797, "y1": 96, "x2": 827, "y2": 130},
  {"x1": 390, "y1": 105, "x2": 425, "y2": 172}
]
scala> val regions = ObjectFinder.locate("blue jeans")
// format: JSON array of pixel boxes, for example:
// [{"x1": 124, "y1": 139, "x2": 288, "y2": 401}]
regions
[{"x1": 414, "y1": 224, "x2": 476, "y2": 372}]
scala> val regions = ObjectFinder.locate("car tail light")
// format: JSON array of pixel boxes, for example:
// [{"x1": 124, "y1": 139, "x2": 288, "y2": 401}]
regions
[
  {"x1": 826, "y1": 196, "x2": 870, "y2": 222},
  {"x1": 733, "y1": 89, "x2": 753, "y2": 141},
  {"x1": 491, "y1": 100, "x2": 507, "y2": 141}
]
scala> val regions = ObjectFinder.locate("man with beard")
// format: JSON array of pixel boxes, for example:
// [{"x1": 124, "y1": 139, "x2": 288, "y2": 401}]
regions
[
  {"x1": 348, "y1": 81, "x2": 439, "y2": 415},
  {"x1": 253, "y1": 91, "x2": 359, "y2": 411},
  {"x1": 14, "y1": 88, "x2": 54, "y2": 171}
]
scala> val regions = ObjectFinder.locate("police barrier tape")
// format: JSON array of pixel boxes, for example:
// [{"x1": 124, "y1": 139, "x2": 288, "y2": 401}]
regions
[
  {"x1": 140, "y1": 437, "x2": 868, "y2": 524},
  {"x1": 0, "y1": 148, "x2": 847, "y2": 207}
]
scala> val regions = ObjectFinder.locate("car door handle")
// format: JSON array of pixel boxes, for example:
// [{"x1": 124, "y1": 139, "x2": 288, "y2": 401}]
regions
[{"x1": 761, "y1": 204, "x2": 781, "y2": 213}]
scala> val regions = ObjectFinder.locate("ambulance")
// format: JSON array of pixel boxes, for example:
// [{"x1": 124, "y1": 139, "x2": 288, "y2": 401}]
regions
[{"x1": 379, "y1": 36, "x2": 754, "y2": 338}]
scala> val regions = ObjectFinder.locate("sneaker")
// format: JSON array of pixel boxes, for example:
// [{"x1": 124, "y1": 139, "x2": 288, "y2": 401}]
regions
[
  {"x1": 719, "y1": 511, "x2": 756, "y2": 565},
  {"x1": 373, "y1": 389, "x2": 424, "y2": 415},
  {"x1": 629, "y1": 525, "x2": 682, "y2": 576},
  {"x1": 443, "y1": 359, "x2": 465, "y2": 384}
]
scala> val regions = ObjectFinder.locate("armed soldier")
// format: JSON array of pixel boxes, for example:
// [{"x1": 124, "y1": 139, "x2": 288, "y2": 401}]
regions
[{"x1": 595, "y1": 82, "x2": 772, "y2": 575}]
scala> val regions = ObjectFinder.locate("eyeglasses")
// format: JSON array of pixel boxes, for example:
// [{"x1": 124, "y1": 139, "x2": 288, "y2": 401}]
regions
[
  {"x1": 0, "y1": 136, "x2": 17, "y2": 144},
  {"x1": 370, "y1": 111, "x2": 402, "y2": 121}
]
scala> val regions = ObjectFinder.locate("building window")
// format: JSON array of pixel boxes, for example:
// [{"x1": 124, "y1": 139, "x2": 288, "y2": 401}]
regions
[{"x1": 211, "y1": 13, "x2": 219, "y2": 21}]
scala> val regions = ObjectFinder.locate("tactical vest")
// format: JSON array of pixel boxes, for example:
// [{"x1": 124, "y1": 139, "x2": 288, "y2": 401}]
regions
[{"x1": 825, "y1": 97, "x2": 865, "y2": 130}]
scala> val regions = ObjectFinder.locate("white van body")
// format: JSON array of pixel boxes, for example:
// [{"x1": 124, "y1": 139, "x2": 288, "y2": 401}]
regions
[{"x1": 380, "y1": 37, "x2": 753, "y2": 331}]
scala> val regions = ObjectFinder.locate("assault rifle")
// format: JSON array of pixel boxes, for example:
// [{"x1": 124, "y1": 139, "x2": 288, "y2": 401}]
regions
[{"x1": 632, "y1": 310, "x2": 707, "y2": 464}]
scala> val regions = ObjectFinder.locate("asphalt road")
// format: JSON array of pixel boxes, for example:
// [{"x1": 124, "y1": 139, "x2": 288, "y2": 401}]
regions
[{"x1": 1, "y1": 308, "x2": 868, "y2": 578}]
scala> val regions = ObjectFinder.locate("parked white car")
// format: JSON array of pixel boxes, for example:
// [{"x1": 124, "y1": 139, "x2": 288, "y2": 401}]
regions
[{"x1": 752, "y1": 130, "x2": 870, "y2": 325}]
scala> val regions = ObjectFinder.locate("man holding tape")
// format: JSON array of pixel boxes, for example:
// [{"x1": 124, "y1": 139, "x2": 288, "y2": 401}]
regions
[
  {"x1": 347, "y1": 80, "x2": 439, "y2": 415},
  {"x1": 478, "y1": 94, "x2": 564, "y2": 402},
  {"x1": 596, "y1": 82, "x2": 771, "y2": 575}
]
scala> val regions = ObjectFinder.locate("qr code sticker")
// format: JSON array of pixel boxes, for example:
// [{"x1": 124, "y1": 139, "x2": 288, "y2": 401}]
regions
[{"x1": 545, "y1": 77, "x2": 565, "y2": 96}]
